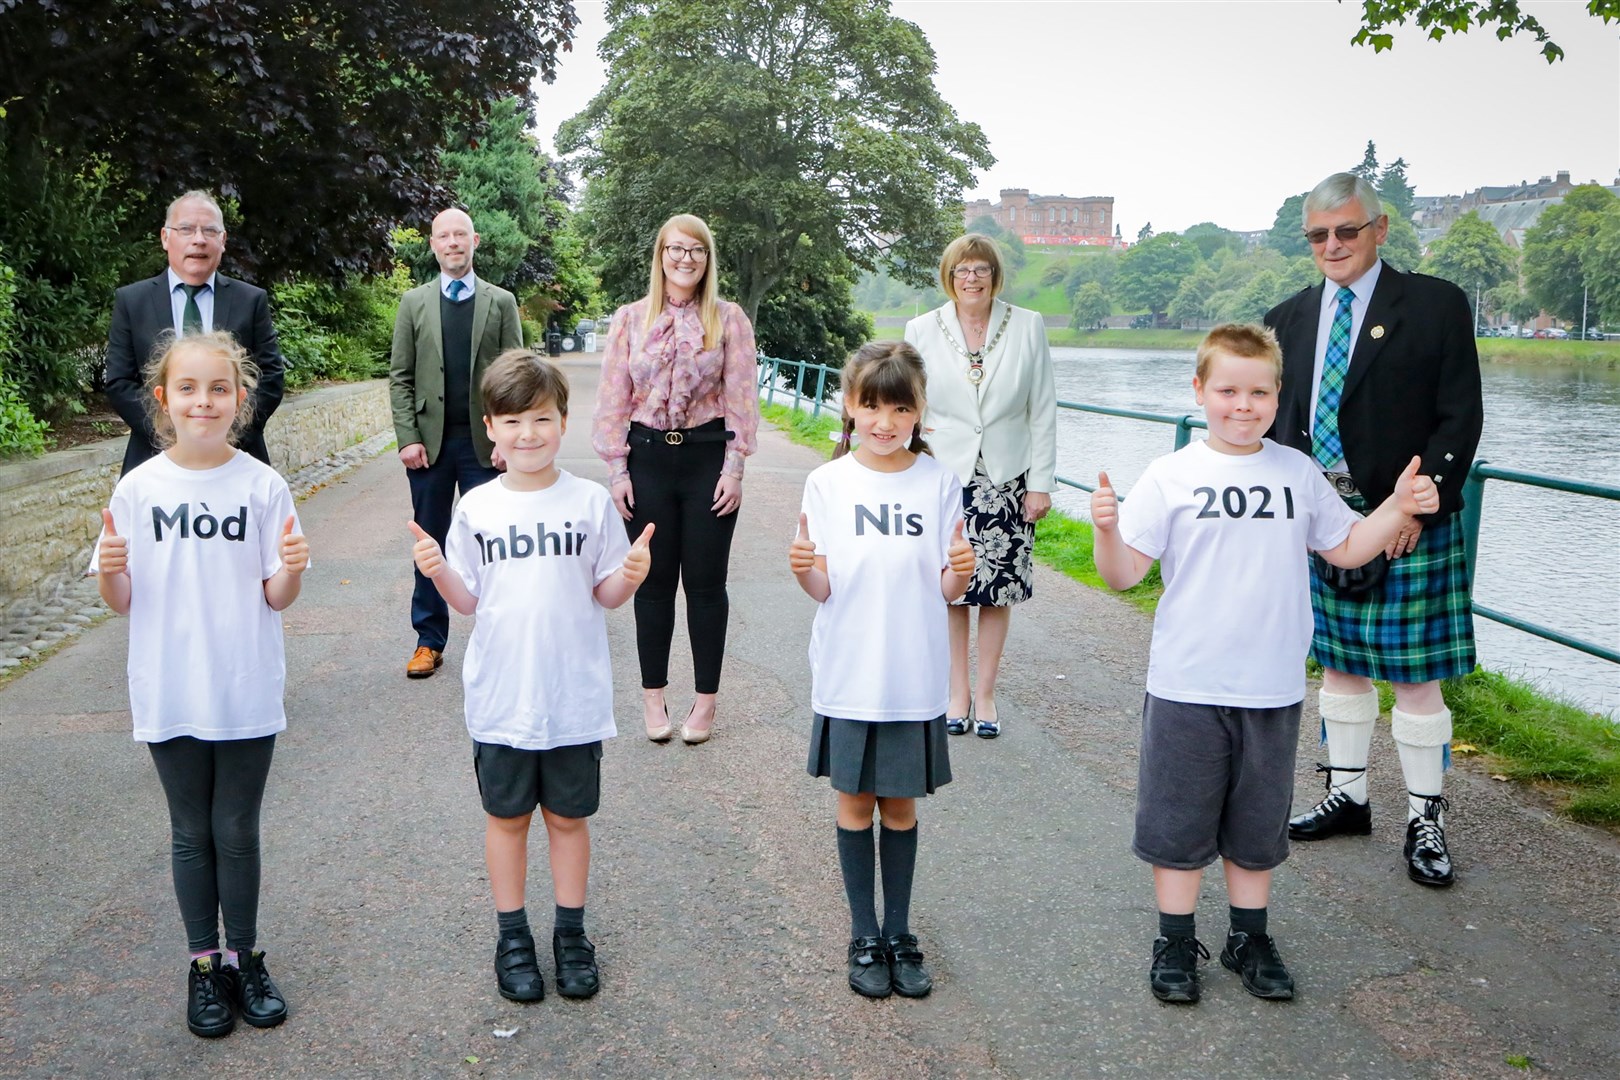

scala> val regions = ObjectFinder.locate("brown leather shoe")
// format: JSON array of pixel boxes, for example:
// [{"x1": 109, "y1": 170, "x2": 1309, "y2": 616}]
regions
[{"x1": 406, "y1": 646, "x2": 443, "y2": 678}]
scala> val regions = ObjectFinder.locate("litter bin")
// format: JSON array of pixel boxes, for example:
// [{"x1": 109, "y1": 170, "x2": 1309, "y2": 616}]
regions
[{"x1": 546, "y1": 325, "x2": 562, "y2": 357}]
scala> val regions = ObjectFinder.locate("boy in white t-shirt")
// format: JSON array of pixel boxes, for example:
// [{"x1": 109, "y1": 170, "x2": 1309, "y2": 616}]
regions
[
  {"x1": 1090, "y1": 324, "x2": 1440, "y2": 1005},
  {"x1": 411, "y1": 350, "x2": 651, "y2": 1005}
]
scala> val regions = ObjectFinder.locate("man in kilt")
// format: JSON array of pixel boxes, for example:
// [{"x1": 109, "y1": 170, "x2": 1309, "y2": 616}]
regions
[{"x1": 1265, "y1": 172, "x2": 1483, "y2": 887}]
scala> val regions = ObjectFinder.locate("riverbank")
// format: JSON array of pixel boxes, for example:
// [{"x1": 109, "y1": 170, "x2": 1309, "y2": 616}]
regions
[{"x1": 760, "y1": 401, "x2": 1620, "y2": 827}]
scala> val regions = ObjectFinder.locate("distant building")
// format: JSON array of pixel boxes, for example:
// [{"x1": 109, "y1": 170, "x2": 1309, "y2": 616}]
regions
[
  {"x1": 963, "y1": 188, "x2": 1119, "y2": 247},
  {"x1": 1414, "y1": 170, "x2": 1620, "y2": 237}
]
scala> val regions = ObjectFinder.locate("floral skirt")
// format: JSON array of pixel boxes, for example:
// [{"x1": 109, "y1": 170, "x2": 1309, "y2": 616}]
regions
[{"x1": 955, "y1": 459, "x2": 1034, "y2": 608}]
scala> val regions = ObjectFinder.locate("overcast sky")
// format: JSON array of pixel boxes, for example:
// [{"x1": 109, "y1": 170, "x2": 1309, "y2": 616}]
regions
[{"x1": 534, "y1": 1, "x2": 1619, "y2": 237}]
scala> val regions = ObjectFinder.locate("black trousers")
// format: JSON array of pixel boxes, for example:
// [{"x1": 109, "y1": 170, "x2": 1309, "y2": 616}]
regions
[
  {"x1": 147, "y1": 734, "x2": 277, "y2": 954},
  {"x1": 625, "y1": 422, "x2": 738, "y2": 694},
  {"x1": 407, "y1": 434, "x2": 500, "y2": 650}
]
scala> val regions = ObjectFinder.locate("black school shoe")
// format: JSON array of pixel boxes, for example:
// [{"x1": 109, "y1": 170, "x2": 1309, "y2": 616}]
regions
[
  {"x1": 1149, "y1": 935, "x2": 1208, "y2": 1004},
  {"x1": 234, "y1": 950, "x2": 289, "y2": 1027},
  {"x1": 847, "y1": 936, "x2": 892, "y2": 998},
  {"x1": 1220, "y1": 931, "x2": 1295, "y2": 1000},
  {"x1": 187, "y1": 953, "x2": 237, "y2": 1038},
  {"x1": 885, "y1": 934, "x2": 933, "y2": 998},
  {"x1": 495, "y1": 930, "x2": 545, "y2": 1002},
  {"x1": 1404, "y1": 798, "x2": 1456, "y2": 887},
  {"x1": 552, "y1": 929, "x2": 600, "y2": 999}
]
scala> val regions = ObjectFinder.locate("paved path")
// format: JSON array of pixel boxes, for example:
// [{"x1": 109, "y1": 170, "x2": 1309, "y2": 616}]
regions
[{"x1": 2, "y1": 357, "x2": 1617, "y2": 1079}]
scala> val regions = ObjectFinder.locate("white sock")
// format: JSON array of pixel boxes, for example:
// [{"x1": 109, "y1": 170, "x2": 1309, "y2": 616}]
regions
[
  {"x1": 1320, "y1": 688, "x2": 1379, "y2": 803},
  {"x1": 1393, "y1": 707, "x2": 1451, "y2": 822}
]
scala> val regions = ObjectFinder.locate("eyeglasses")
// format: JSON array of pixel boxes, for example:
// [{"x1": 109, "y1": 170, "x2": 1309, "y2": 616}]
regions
[
  {"x1": 166, "y1": 224, "x2": 224, "y2": 239},
  {"x1": 1303, "y1": 220, "x2": 1376, "y2": 246},
  {"x1": 951, "y1": 265, "x2": 994, "y2": 279},
  {"x1": 663, "y1": 244, "x2": 708, "y2": 262}
]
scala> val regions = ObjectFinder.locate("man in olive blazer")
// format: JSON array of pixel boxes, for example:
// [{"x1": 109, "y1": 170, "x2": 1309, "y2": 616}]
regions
[
  {"x1": 389, "y1": 208, "x2": 522, "y2": 677},
  {"x1": 104, "y1": 190, "x2": 286, "y2": 476}
]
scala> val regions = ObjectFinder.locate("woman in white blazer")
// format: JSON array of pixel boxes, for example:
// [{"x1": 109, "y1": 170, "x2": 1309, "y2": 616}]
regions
[{"x1": 903, "y1": 234, "x2": 1057, "y2": 739}]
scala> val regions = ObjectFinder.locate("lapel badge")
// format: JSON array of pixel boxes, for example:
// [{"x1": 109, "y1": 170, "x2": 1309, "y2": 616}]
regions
[{"x1": 1370, "y1": 325, "x2": 1385, "y2": 340}]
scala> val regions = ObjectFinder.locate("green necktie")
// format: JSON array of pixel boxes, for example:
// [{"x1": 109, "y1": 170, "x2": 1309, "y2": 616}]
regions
[{"x1": 180, "y1": 283, "x2": 205, "y2": 335}]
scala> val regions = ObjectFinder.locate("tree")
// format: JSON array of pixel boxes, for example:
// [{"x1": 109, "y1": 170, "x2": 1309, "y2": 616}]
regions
[
  {"x1": 755, "y1": 262, "x2": 873, "y2": 366},
  {"x1": 1265, "y1": 193, "x2": 1311, "y2": 258},
  {"x1": 1487, "y1": 281, "x2": 1539, "y2": 326},
  {"x1": 1523, "y1": 185, "x2": 1619, "y2": 324},
  {"x1": 1071, "y1": 282, "x2": 1111, "y2": 330},
  {"x1": 1378, "y1": 158, "x2": 1416, "y2": 222},
  {"x1": 1136, "y1": 222, "x2": 1154, "y2": 242},
  {"x1": 965, "y1": 216, "x2": 1027, "y2": 274},
  {"x1": 557, "y1": 0, "x2": 993, "y2": 343},
  {"x1": 1351, "y1": 0, "x2": 1620, "y2": 63},
  {"x1": 1380, "y1": 214, "x2": 1423, "y2": 272},
  {"x1": 1420, "y1": 212, "x2": 1517, "y2": 303},
  {"x1": 1182, "y1": 223, "x2": 1244, "y2": 260},
  {"x1": 1351, "y1": 141, "x2": 1380, "y2": 182},
  {"x1": 1582, "y1": 202, "x2": 1620, "y2": 326},
  {"x1": 1113, "y1": 233, "x2": 1199, "y2": 326},
  {"x1": 1064, "y1": 251, "x2": 1119, "y2": 303},
  {"x1": 0, "y1": 0, "x2": 579, "y2": 282}
]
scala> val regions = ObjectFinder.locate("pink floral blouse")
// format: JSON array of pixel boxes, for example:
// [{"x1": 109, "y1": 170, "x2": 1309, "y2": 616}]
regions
[{"x1": 592, "y1": 296, "x2": 760, "y2": 482}]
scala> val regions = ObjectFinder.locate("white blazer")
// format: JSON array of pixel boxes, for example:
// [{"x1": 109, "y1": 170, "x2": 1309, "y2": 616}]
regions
[{"x1": 904, "y1": 300, "x2": 1058, "y2": 491}]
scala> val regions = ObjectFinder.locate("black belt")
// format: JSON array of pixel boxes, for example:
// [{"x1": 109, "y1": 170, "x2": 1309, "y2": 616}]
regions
[{"x1": 629, "y1": 420, "x2": 734, "y2": 447}]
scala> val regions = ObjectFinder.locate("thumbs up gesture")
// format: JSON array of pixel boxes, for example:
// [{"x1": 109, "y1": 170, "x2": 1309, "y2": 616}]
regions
[
  {"x1": 788, "y1": 512, "x2": 818, "y2": 576},
  {"x1": 409, "y1": 520, "x2": 445, "y2": 578},
  {"x1": 97, "y1": 508, "x2": 128, "y2": 576},
  {"x1": 621, "y1": 523, "x2": 655, "y2": 587},
  {"x1": 947, "y1": 518, "x2": 975, "y2": 577},
  {"x1": 1393, "y1": 455, "x2": 1440, "y2": 517},
  {"x1": 279, "y1": 515, "x2": 309, "y2": 575},
  {"x1": 1090, "y1": 471, "x2": 1119, "y2": 533}
]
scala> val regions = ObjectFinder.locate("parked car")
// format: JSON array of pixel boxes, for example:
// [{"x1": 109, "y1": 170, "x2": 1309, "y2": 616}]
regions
[
  {"x1": 1519, "y1": 327, "x2": 1536, "y2": 338},
  {"x1": 1584, "y1": 328, "x2": 1609, "y2": 340},
  {"x1": 1533, "y1": 328, "x2": 1570, "y2": 340}
]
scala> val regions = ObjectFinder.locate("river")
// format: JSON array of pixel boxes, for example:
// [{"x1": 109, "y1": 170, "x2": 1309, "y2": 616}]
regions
[{"x1": 1047, "y1": 347, "x2": 1620, "y2": 716}]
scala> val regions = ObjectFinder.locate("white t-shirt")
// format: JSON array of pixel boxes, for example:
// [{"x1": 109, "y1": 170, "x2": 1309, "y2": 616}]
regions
[
  {"x1": 89, "y1": 451, "x2": 300, "y2": 742},
  {"x1": 444, "y1": 470, "x2": 629, "y2": 750},
  {"x1": 1118, "y1": 439, "x2": 1362, "y2": 707},
  {"x1": 800, "y1": 453, "x2": 963, "y2": 722}
]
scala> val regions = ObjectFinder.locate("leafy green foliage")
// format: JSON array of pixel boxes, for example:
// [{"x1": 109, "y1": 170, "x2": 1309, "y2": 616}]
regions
[
  {"x1": 1070, "y1": 282, "x2": 1111, "y2": 330},
  {"x1": 1113, "y1": 234, "x2": 1199, "y2": 324},
  {"x1": 558, "y1": 0, "x2": 994, "y2": 360},
  {"x1": 1350, "y1": 0, "x2": 1620, "y2": 63},
  {"x1": 1032, "y1": 510, "x2": 1162, "y2": 613},
  {"x1": 1380, "y1": 214, "x2": 1424, "y2": 272},
  {"x1": 1421, "y1": 211, "x2": 1518, "y2": 297},
  {"x1": 0, "y1": 250, "x2": 50, "y2": 456},
  {"x1": 756, "y1": 265, "x2": 874, "y2": 367},
  {"x1": 272, "y1": 260, "x2": 414, "y2": 390},
  {"x1": 1581, "y1": 201, "x2": 1620, "y2": 326},
  {"x1": 1523, "y1": 186, "x2": 1619, "y2": 324},
  {"x1": 1265, "y1": 193, "x2": 1311, "y2": 258},
  {"x1": 1378, "y1": 157, "x2": 1417, "y2": 221},
  {"x1": 1182, "y1": 223, "x2": 1244, "y2": 260}
]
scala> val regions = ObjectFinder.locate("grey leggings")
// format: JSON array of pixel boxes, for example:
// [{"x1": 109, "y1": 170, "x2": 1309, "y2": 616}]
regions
[{"x1": 147, "y1": 734, "x2": 276, "y2": 954}]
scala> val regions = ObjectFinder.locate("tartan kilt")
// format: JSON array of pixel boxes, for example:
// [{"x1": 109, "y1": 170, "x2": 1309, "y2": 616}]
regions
[{"x1": 1309, "y1": 505, "x2": 1476, "y2": 683}]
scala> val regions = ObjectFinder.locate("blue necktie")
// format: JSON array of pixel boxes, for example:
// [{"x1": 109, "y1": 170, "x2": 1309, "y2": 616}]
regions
[
  {"x1": 1312, "y1": 286, "x2": 1356, "y2": 468},
  {"x1": 448, "y1": 279, "x2": 467, "y2": 301}
]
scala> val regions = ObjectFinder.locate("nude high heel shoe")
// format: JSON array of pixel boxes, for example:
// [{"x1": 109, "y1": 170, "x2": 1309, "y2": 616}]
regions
[
  {"x1": 680, "y1": 704, "x2": 713, "y2": 745},
  {"x1": 646, "y1": 702, "x2": 674, "y2": 743}
]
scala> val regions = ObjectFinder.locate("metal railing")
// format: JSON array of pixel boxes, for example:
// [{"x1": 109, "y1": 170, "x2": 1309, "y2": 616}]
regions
[
  {"x1": 757, "y1": 354, "x2": 841, "y2": 418},
  {"x1": 1052, "y1": 402, "x2": 1620, "y2": 666}
]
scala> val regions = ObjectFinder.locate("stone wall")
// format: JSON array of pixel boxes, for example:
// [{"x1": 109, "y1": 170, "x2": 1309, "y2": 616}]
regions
[{"x1": 0, "y1": 380, "x2": 391, "y2": 623}]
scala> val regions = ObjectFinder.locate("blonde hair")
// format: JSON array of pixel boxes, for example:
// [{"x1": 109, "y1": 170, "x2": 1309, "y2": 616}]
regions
[
  {"x1": 143, "y1": 331, "x2": 259, "y2": 448},
  {"x1": 644, "y1": 214, "x2": 723, "y2": 350},
  {"x1": 1195, "y1": 323, "x2": 1284, "y2": 384},
  {"x1": 937, "y1": 233, "x2": 1005, "y2": 301},
  {"x1": 834, "y1": 341, "x2": 932, "y2": 460}
]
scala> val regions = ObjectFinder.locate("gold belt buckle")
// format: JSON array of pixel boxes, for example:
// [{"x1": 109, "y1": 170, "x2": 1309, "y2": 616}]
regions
[{"x1": 664, "y1": 430, "x2": 685, "y2": 446}]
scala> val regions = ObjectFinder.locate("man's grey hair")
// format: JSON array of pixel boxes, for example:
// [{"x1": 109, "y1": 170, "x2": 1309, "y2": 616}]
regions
[
  {"x1": 1302, "y1": 173, "x2": 1382, "y2": 227},
  {"x1": 165, "y1": 190, "x2": 224, "y2": 226}
]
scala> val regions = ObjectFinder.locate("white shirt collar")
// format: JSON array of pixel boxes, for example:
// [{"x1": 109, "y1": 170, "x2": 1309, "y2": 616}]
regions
[
  {"x1": 166, "y1": 268, "x2": 218, "y2": 293},
  {"x1": 440, "y1": 270, "x2": 478, "y2": 298}
]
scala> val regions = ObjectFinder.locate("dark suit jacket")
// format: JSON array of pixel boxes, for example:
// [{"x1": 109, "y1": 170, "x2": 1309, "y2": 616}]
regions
[
  {"x1": 1264, "y1": 261, "x2": 1483, "y2": 519},
  {"x1": 387, "y1": 279, "x2": 523, "y2": 468},
  {"x1": 104, "y1": 272, "x2": 287, "y2": 475}
]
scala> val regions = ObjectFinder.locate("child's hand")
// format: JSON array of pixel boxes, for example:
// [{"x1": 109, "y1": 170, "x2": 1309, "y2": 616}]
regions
[
  {"x1": 1091, "y1": 471, "x2": 1119, "y2": 532},
  {"x1": 97, "y1": 508, "x2": 128, "y2": 576},
  {"x1": 409, "y1": 520, "x2": 445, "y2": 578},
  {"x1": 1393, "y1": 455, "x2": 1440, "y2": 517},
  {"x1": 789, "y1": 513, "x2": 818, "y2": 576},
  {"x1": 279, "y1": 516, "x2": 309, "y2": 575},
  {"x1": 947, "y1": 519, "x2": 975, "y2": 577},
  {"x1": 621, "y1": 523, "x2": 654, "y2": 586}
]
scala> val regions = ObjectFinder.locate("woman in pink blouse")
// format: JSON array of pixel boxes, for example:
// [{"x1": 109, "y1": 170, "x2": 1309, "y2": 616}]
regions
[{"x1": 593, "y1": 214, "x2": 760, "y2": 745}]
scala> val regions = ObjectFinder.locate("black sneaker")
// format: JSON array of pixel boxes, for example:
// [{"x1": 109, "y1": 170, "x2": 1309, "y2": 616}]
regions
[
  {"x1": 234, "y1": 950, "x2": 288, "y2": 1027},
  {"x1": 495, "y1": 930, "x2": 545, "y2": 1002},
  {"x1": 1149, "y1": 935, "x2": 1208, "y2": 1004},
  {"x1": 552, "y1": 928, "x2": 600, "y2": 999},
  {"x1": 885, "y1": 933, "x2": 933, "y2": 998},
  {"x1": 187, "y1": 953, "x2": 237, "y2": 1038},
  {"x1": 847, "y1": 936, "x2": 892, "y2": 999},
  {"x1": 1220, "y1": 931, "x2": 1295, "y2": 1000}
]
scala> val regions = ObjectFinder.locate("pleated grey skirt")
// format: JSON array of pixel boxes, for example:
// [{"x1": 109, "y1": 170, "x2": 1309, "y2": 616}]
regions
[{"x1": 807, "y1": 714, "x2": 953, "y2": 797}]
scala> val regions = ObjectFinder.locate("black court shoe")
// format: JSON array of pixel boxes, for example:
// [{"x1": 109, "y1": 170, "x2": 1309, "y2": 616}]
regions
[
  {"x1": 1288, "y1": 764, "x2": 1371, "y2": 840},
  {"x1": 553, "y1": 928, "x2": 601, "y2": 999},
  {"x1": 1404, "y1": 795, "x2": 1455, "y2": 887},
  {"x1": 234, "y1": 950, "x2": 288, "y2": 1027},
  {"x1": 495, "y1": 931, "x2": 545, "y2": 1002},
  {"x1": 187, "y1": 953, "x2": 237, "y2": 1038},
  {"x1": 847, "y1": 936, "x2": 892, "y2": 999}
]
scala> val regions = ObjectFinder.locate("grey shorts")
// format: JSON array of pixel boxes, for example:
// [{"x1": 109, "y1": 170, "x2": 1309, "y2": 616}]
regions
[
  {"x1": 473, "y1": 740, "x2": 603, "y2": 820},
  {"x1": 1131, "y1": 694, "x2": 1301, "y2": 872}
]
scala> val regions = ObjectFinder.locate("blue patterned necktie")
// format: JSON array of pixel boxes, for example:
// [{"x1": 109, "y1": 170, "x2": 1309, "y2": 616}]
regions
[
  {"x1": 1312, "y1": 286, "x2": 1356, "y2": 467},
  {"x1": 448, "y1": 278, "x2": 467, "y2": 301}
]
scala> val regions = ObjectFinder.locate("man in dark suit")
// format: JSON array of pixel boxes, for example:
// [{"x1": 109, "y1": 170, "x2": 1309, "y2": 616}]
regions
[
  {"x1": 104, "y1": 190, "x2": 286, "y2": 476},
  {"x1": 1265, "y1": 172, "x2": 1483, "y2": 888},
  {"x1": 389, "y1": 208, "x2": 523, "y2": 678}
]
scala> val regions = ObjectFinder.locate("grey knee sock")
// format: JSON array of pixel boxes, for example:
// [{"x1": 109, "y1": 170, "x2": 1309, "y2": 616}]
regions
[
  {"x1": 836, "y1": 826, "x2": 880, "y2": 939},
  {"x1": 879, "y1": 824, "x2": 919, "y2": 939}
]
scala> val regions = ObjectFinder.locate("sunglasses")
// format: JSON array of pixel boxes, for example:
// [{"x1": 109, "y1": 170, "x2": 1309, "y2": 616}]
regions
[{"x1": 1304, "y1": 219, "x2": 1377, "y2": 245}]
